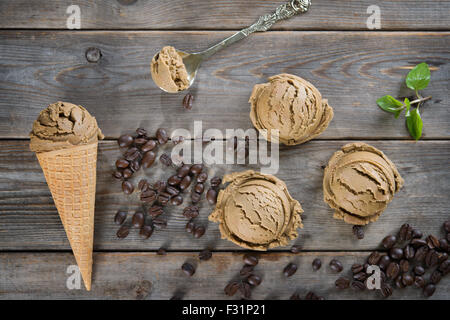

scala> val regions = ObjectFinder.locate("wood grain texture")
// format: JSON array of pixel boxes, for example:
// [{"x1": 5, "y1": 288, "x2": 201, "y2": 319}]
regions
[
  {"x1": 0, "y1": 252, "x2": 448, "y2": 299},
  {"x1": 0, "y1": 140, "x2": 449, "y2": 251},
  {"x1": 0, "y1": 31, "x2": 449, "y2": 139},
  {"x1": 0, "y1": 0, "x2": 449, "y2": 31}
]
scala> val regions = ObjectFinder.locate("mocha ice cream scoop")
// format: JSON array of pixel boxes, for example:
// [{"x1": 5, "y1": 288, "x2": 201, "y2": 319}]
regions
[
  {"x1": 209, "y1": 170, "x2": 303, "y2": 251},
  {"x1": 323, "y1": 143, "x2": 404, "y2": 225},
  {"x1": 250, "y1": 74, "x2": 333, "y2": 146},
  {"x1": 30, "y1": 101, "x2": 104, "y2": 153}
]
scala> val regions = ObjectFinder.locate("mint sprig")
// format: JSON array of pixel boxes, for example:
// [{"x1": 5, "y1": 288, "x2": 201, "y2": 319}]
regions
[{"x1": 377, "y1": 62, "x2": 432, "y2": 140}]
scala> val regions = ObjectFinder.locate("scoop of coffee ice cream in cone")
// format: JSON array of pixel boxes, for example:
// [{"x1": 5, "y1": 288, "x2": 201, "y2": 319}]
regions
[{"x1": 30, "y1": 101, "x2": 104, "y2": 290}]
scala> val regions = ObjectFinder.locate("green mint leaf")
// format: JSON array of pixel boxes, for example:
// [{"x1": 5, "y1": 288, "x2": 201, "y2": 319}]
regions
[
  {"x1": 406, "y1": 107, "x2": 423, "y2": 140},
  {"x1": 377, "y1": 95, "x2": 404, "y2": 116},
  {"x1": 406, "y1": 62, "x2": 430, "y2": 91}
]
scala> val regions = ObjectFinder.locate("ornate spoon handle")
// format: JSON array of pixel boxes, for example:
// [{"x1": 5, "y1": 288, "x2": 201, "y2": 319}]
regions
[{"x1": 199, "y1": 0, "x2": 311, "y2": 59}]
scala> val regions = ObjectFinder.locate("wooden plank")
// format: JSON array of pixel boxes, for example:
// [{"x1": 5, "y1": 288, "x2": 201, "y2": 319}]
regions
[
  {"x1": 0, "y1": 252, "x2": 448, "y2": 299},
  {"x1": 0, "y1": 31, "x2": 449, "y2": 139},
  {"x1": 0, "y1": 140, "x2": 449, "y2": 251},
  {"x1": 0, "y1": 0, "x2": 449, "y2": 31}
]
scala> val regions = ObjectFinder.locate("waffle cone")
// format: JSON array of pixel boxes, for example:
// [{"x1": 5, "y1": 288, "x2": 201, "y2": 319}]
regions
[{"x1": 36, "y1": 142, "x2": 98, "y2": 291}]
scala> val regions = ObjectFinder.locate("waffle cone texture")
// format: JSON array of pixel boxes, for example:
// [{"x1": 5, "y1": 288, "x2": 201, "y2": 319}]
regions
[{"x1": 36, "y1": 143, "x2": 98, "y2": 290}]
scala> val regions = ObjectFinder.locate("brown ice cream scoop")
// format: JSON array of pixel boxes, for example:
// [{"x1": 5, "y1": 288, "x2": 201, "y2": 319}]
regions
[
  {"x1": 209, "y1": 170, "x2": 303, "y2": 251},
  {"x1": 323, "y1": 143, "x2": 404, "y2": 226},
  {"x1": 150, "y1": 46, "x2": 190, "y2": 93},
  {"x1": 249, "y1": 74, "x2": 333, "y2": 146},
  {"x1": 30, "y1": 101, "x2": 104, "y2": 153}
]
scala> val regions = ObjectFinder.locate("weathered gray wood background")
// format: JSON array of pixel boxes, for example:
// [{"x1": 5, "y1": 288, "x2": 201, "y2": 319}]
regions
[{"x1": 0, "y1": 0, "x2": 449, "y2": 300}]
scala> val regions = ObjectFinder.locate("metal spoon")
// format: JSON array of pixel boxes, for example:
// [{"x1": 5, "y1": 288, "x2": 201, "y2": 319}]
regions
[{"x1": 152, "y1": 0, "x2": 312, "y2": 93}]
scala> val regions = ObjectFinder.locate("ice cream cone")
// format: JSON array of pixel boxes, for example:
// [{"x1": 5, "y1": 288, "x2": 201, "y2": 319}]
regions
[{"x1": 36, "y1": 142, "x2": 98, "y2": 290}]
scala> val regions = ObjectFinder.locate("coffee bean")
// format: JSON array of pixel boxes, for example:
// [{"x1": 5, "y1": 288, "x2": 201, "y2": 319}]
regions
[
  {"x1": 247, "y1": 274, "x2": 262, "y2": 287},
  {"x1": 118, "y1": 134, "x2": 134, "y2": 148},
  {"x1": 386, "y1": 262, "x2": 400, "y2": 279},
  {"x1": 185, "y1": 220, "x2": 195, "y2": 233},
  {"x1": 132, "y1": 211, "x2": 145, "y2": 228},
  {"x1": 116, "y1": 225, "x2": 130, "y2": 238},
  {"x1": 290, "y1": 245, "x2": 302, "y2": 254},
  {"x1": 134, "y1": 137, "x2": 148, "y2": 146},
  {"x1": 194, "y1": 183, "x2": 204, "y2": 194},
  {"x1": 380, "y1": 283, "x2": 393, "y2": 298},
  {"x1": 193, "y1": 225, "x2": 205, "y2": 238},
  {"x1": 179, "y1": 175, "x2": 192, "y2": 191},
  {"x1": 411, "y1": 238, "x2": 427, "y2": 247},
  {"x1": 240, "y1": 264, "x2": 254, "y2": 276},
  {"x1": 353, "y1": 272, "x2": 367, "y2": 282},
  {"x1": 283, "y1": 263, "x2": 298, "y2": 277},
  {"x1": 351, "y1": 281, "x2": 366, "y2": 291},
  {"x1": 414, "y1": 276, "x2": 425, "y2": 288},
  {"x1": 166, "y1": 186, "x2": 180, "y2": 197},
  {"x1": 156, "y1": 128, "x2": 169, "y2": 145},
  {"x1": 353, "y1": 225, "x2": 364, "y2": 240},
  {"x1": 124, "y1": 147, "x2": 141, "y2": 162},
  {"x1": 210, "y1": 177, "x2": 222, "y2": 187},
  {"x1": 329, "y1": 259, "x2": 343, "y2": 273},
  {"x1": 399, "y1": 223, "x2": 412, "y2": 241},
  {"x1": 438, "y1": 260, "x2": 450, "y2": 275},
  {"x1": 181, "y1": 262, "x2": 195, "y2": 277},
  {"x1": 430, "y1": 270, "x2": 442, "y2": 285},
  {"x1": 402, "y1": 274, "x2": 414, "y2": 286},
  {"x1": 116, "y1": 159, "x2": 130, "y2": 169},
  {"x1": 158, "y1": 191, "x2": 171, "y2": 203},
  {"x1": 423, "y1": 283, "x2": 436, "y2": 297},
  {"x1": 168, "y1": 175, "x2": 182, "y2": 186},
  {"x1": 335, "y1": 277, "x2": 350, "y2": 289},
  {"x1": 389, "y1": 247, "x2": 403, "y2": 260},
  {"x1": 191, "y1": 191, "x2": 201, "y2": 203},
  {"x1": 239, "y1": 281, "x2": 252, "y2": 299},
  {"x1": 382, "y1": 235, "x2": 397, "y2": 249},
  {"x1": 171, "y1": 195, "x2": 184, "y2": 206},
  {"x1": 312, "y1": 258, "x2": 322, "y2": 271},
  {"x1": 414, "y1": 246, "x2": 429, "y2": 262},
  {"x1": 142, "y1": 151, "x2": 156, "y2": 168},
  {"x1": 290, "y1": 293, "x2": 302, "y2": 300},
  {"x1": 447, "y1": 233, "x2": 450, "y2": 242},
  {"x1": 112, "y1": 170, "x2": 123, "y2": 180},
  {"x1": 183, "y1": 93, "x2": 194, "y2": 110},
  {"x1": 153, "y1": 217, "x2": 167, "y2": 229},
  {"x1": 190, "y1": 164, "x2": 204, "y2": 175},
  {"x1": 414, "y1": 266, "x2": 425, "y2": 276},
  {"x1": 160, "y1": 153, "x2": 172, "y2": 166},
  {"x1": 177, "y1": 164, "x2": 191, "y2": 178},
  {"x1": 399, "y1": 259, "x2": 410, "y2": 273},
  {"x1": 197, "y1": 172, "x2": 208, "y2": 183},
  {"x1": 136, "y1": 128, "x2": 147, "y2": 137},
  {"x1": 425, "y1": 249, "x2": 439, "y2": 267},
  {"x1": 426, "y1": 235, "x2": 440, "y2": 250},
  {"x1": 444, "y1": 220, "x2": 450, "y2": 233},
  {"x1": 439, "y1": 238, "x2": 448, "y2": 252},
  {"x1": 138, "y1": 179, "x2": 149, "y2": 192},
  {"x1": 305, "y1": 291, "x2": 319, "y2": 300},
  {"x1": 122, "y1": 168, "x2": 133, "y2": 179},
  {"x1": 351, "y1": 264, "x2": 364, "y2": 274},
  {"x1": 243, "y1": 254, "x2": 259, "y2": 266},
  {"x1": 199, "y1": 249, "x2": 212, "y2": 261},
  {"x1": 404, "y1": 245, "x2": 415, "y2": 260},
  {"x1": 395, "y1": 275, "x2": 405, "y2": 289},
  {"x1": 139, "y1": 225, "x2": 153, "y2": 239},
  {"x1": 183, "y1": 205, "x2": 199, "y2": 219},
  {"x1": 140, "y1": 190, "x2": 157, "y2": 203},
  {"x1": 368, "y1": 252, "x2": 383, "y2": 265},
  {"x1": 206, "y1": 189, "x2": 218, "y2": 205},
  {"x1": 122, "y1": 181, "x2": 134, "y2": 194},
  {"x1": 378, "y1": 255, "x2": 391, "y2": 270},
  {"x1": 114, "y1": 211, "x2": 127, "y2": 225},
  {"x1": 152, "y1": 181, "x2": 165, "y2": 193},
  {"x1": 130, "y1": 159, "x2": 140, "y2": 172},
  {"x1": 141, "y1": 139, "x2": 157, "y2": 152},
  {"x1": 412, "y1": 229, "x2": 423, "y2": 239},
  {"x1": 438, "y1": 252, "x2": 449, "y2": 264},
  {"x1": 224, "y1": 282, "x2": 240, "y2": 296}
]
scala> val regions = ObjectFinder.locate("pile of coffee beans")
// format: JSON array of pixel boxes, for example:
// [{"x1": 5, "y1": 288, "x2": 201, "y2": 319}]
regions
[
  {"x1": 112, "y1": 127, "x2": 224, "y2": 240},
  {"x1": 224, "y1": 254, "x2": 262, "y2": 299},
  {"x1": 334, "y1": 221, "x2": 449, "y2": 298}
]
